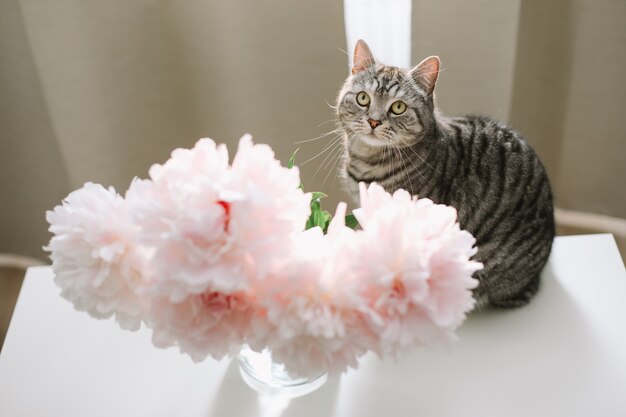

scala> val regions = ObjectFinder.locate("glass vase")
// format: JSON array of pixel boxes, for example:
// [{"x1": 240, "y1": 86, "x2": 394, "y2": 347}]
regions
[{"x1": 237, "y1": 346, "x2": 328, "y2": 398}]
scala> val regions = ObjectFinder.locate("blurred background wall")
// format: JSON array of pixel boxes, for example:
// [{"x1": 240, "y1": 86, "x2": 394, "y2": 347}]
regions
[{"x1": 1, "y1": 0, "x2": 625, "y2": 262}]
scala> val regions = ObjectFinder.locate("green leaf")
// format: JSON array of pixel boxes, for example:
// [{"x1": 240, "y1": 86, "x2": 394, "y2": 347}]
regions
[
  {"x1": 305, "y1": 215, "x2": 315, "y2": 230},
  {"x1": 305, "y1": 199, "x2": 321, "y2": 230},
  {"x1": 313, "y1": 207, "x2": 325, "y2": 228},
  {"x1": 345, "y1": 214, "x2": 359, "y2": 230},
  {"x1": 310, "y1": 191, "x2": 327, "y2": 201},
  {"x1": 287, "y1": 148, "x2": 299, "y2": 169},
  {"x1": 305, "y1": 197, "x2": 334, "y2": 232},
  {"x1": 321, "y1": 210, "x2": 332, "y2": 233},
  {"x1": 302, "y1": 187, "x2": 342, "y2": 233}
]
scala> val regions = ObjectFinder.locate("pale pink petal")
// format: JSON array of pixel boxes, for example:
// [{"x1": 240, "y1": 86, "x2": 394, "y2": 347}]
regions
[{"x1": 46, "y1": 182, "x2": 146, "y2": 330}]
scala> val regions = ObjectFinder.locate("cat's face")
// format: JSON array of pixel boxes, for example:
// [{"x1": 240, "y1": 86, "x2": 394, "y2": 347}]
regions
[{"x1": 336, "y1": 40, "x2": 440, "y2": 149}]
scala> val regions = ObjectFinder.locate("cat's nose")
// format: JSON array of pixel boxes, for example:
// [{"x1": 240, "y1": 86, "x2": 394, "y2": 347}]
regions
[{"x1": 368, "y1": 118, "x2": 382, "y2": 129}]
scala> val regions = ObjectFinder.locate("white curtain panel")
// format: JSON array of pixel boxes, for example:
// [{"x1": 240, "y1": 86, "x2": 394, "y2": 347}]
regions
[{"x1": 343, "y1": 0, "x2": 412, "y2": 69}]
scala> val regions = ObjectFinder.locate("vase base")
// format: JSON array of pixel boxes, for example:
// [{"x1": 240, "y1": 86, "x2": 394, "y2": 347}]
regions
[
  {"x1": 238, "y1": 365, "x2": 328, "y2": 398},
  {"x1": 237, "y1": 347, "x2": 328, "y2": 398}
]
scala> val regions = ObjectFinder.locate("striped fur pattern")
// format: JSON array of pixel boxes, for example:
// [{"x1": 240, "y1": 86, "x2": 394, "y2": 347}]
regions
[{"x1": 337, "y1": 41, "x2": 555, "y2": 308}]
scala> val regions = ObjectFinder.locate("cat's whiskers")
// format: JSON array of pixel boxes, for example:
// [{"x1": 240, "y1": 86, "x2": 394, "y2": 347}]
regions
[
  {"x1": 322, "y1": 137, "x2": 350, "y2": 186},
  {"x1": 299, "y1": 133, "x2": 342, "y2": 166},
  {"x1": 336, "y1": 47, "x2": 351, "y2": 59},
  {"x1": 312, "y1": 135, "x2": 346, "y2": 180},
  {"x1": 397, "y1": 136, "x2": 436, "y2": 172},
  {"x1": 322, "y1": 131, "x2": 359, "y2": 186},
  {"x1": 384, "y1": 132, "x2": 402, "y2": 193},
  {"x1": 316, "y1": 118, "x2": 338, "y2": 129},
  {"x1": 399, "y1": 147, "x2": 416, "y2": 196},
  {"x1": 389, "y1": 134, "x2": 424, "y2": 195},
  {"x1": 319, "y1": 137, "x2": 345, "y2": 173},
  {"x1": 343, "y1": 123, "x2": 365, "y2": 149},
  {"x1": 322, "y1": 153, "x2": 340, "y2": 186},
  {"x1": 385, "y1": 136, "x2": 410, "y2": 195},
  {"x1": 392, "y1": 144, "x2": 412, "y2": 195},
  {"x1": 295, "y1": 128, "x2": 342, "y2": 144},
  {"x1": 383, "y1": 138, "x2": 397, "y2": 192},
  {"x1": 367, "y1": 130, "x2": 389, "y2": 187}
]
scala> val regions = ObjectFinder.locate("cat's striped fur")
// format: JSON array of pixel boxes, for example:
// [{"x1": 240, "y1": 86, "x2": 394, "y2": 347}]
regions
[{"x1": 337, "y1": 40, "x2": 555, "y2": 308}]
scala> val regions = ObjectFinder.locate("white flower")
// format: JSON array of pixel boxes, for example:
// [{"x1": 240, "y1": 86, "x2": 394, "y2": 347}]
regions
[
  {"x1": 46, "y1": 183, "x2": 145, "y2": 330},
  {"x1": 354, "y1": 183, "x2": 482, "y2": 355},
  {"x1": 126, "y1": 136, "x2": 311, "y2": 302},
  {"x1": 124, "y1": 135, "x2": 310, "y2": 360},
  {"x1": 45, "y1": 139, "x2": 483, "y2": 374},
  {"x1": 250, "y1": 204, "x2": 377, "y2": 378},
  {"x1": 145, "y1": 290, "x2": 258, "y2": 361}
]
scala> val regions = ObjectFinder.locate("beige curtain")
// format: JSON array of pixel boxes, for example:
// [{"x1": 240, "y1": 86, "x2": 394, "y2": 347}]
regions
[{"x1": 2, "y1": 0, "x2": 625, "y2": 260}]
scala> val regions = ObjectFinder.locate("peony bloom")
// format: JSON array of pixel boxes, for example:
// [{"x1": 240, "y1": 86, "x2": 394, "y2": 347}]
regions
[
  {"x1": 46, "y1": 182, "x2": 145, "y2": 331},
  {"x1": 250, "y1": 204, "x2": 377, "y2": 378},
  {"x1": 354, "y1": 183, "x2": 482, "y2": 355},
  {"x1": 123, "y1": 135, "x2": 310, "y2": 361},
  {"x1": 45, "y1": 137, "x2": 482, "y2": 375},
  {"x1": 145, "y1": 290, "x2": 258, "y2": 361},
  {"x1": 126, "y1": 135, "x2": 311, "y2": 303}
]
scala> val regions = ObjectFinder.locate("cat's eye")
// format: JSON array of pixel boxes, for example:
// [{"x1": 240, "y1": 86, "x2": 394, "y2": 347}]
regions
[
  {"x1": 390, "y1": 101, "x2": 407, "y2": 115},
  {"x1": 356, "y1": 91, "x2": 370, "y2": 107}
]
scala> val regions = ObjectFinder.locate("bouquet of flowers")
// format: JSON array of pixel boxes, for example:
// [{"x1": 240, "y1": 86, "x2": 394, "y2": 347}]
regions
[{"x1": 46, "y1": 135, "x2": 482, "y2": 379}]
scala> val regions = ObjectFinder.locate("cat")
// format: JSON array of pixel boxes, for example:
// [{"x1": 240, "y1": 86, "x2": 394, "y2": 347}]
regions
[{"x1": 336, "y1": 40, "x2": 555, "y2": 309}]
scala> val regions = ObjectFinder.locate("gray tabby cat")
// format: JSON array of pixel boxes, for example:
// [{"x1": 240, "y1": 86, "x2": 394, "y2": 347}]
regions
[{"x1": 337, "y1": 40, "x2": 555, "y2": 309}]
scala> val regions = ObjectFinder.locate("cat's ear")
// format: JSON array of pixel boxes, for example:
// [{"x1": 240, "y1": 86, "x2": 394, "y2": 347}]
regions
[
  {"x1": 410, "y1": 56, "x2": 440, "y2": 96},
  {"x1": 352, "y1": 39, "x2": 375, "y2": 75}
]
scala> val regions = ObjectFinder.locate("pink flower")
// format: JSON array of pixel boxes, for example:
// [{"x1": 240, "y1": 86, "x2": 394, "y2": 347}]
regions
[
  {"x1": 124, "y1": 135, "x2": 310, "y2": 360},
  {"x1": 126, "y1": 136, "x2": 311, "y2": 302},
  {"x1": 354, "y1": 183, "x2": 482, "y2": 355},
  {"x1": 228, "y1": 135, "x2": 312, "y2": 278},
  {"x1": 250, "y1": 204, "x2": 377, "y2": 378},
  {"x1": 145, "y1": 290, "x2": 258, "y2": 361},
  {"x1": 46, "y1": 183, "x2": 145, "y2": 330},
  {"x1": 46, "y1": 138, "x2": 482, "y2": 373}
]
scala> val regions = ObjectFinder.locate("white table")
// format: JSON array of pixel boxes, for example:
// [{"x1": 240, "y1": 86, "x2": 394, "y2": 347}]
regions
[{"x1": 1, "y1": 234, "x2": 625, "y2": 417}]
